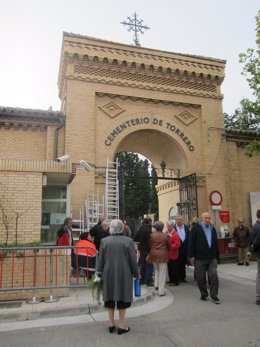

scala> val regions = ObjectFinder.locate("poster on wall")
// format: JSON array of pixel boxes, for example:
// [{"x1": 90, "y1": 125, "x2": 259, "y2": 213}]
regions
[{"x1": 249, "y1": 192, "x2": 260, "y2": 226}]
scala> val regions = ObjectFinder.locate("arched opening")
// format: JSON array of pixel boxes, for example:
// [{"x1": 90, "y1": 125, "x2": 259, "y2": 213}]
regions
[
  {"x1": 115, "y1": 129, "x2": 188, "y2": 172},
  {"x1": 114, "y1": 151, "x2": 158, "y2": 236},
  {"x1": 113, "y1": 129, "x2": 190, "y2": 226}
]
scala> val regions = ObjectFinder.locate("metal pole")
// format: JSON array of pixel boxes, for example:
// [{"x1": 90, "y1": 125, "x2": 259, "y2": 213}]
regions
[
  {"x1": 27, "y1": 249, "x2": 40, "y2": 304},
  {"x1": 213, "y1": 209, "x2": 220, "y2": 236},
  {"x1": 44, "y1": 249, "x2": 58, "y2": 303}
]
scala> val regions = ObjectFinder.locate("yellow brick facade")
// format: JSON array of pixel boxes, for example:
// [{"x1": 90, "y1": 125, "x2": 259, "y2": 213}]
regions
[
  {"x1": 57, "y1": 33, "x2": 260, "y2": 230},
  {"x1": 0, "y1": 128, "x2": 46, "y2": 160},
  {"x1": 0, "y1": 32, "x2": 260, "y2": 247}
]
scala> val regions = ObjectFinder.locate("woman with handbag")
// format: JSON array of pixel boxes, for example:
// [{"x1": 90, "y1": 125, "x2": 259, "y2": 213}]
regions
[{"x1": 146, "y1": 221, "x2": 169, "y2": 296}]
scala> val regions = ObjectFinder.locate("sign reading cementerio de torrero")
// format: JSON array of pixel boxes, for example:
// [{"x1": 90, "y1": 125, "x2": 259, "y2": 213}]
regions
[{"x1": 104, "y1": 116, "x2": 195, "y2": 151}]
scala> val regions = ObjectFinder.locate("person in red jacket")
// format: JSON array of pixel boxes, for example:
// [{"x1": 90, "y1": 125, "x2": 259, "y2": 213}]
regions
[
  {"x1": 57, "y1": 217, "x2": 73, "y2": 246},
  {"x1": 167, "y1": 220, "x2": 181, "y2": 286}
]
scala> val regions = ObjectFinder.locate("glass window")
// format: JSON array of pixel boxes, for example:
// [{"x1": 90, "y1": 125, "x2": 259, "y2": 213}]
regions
[
  {"x1": 42, "y1": 186, "x2": 67, "y2": 199},
  {"x1": 41, "y1": 185, "x2": 68, "y2": 243}
]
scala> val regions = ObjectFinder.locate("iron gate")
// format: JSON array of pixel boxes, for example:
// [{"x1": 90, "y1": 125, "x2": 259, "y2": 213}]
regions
[{"x1": 177, "y1": 173, "x2": 198, "y2": 224}]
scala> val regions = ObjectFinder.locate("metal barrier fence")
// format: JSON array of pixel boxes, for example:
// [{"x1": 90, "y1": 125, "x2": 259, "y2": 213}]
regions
[{"x1": 0, "y1": 245, "x2": 98, "y2": 303}]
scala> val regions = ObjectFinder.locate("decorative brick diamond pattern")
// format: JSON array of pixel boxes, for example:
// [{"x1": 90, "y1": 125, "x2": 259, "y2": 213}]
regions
[
  {"x1": 99, "y1": 102, "x2": 125, "y2": 118},
  {"x1": 175, "y1": 110, "x2": 197, "y2": 125}
]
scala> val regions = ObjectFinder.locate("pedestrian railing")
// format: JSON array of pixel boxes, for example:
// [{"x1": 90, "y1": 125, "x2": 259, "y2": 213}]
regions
[{"x1": 0, "y1": 245, "x2": 98, "y2": 303}]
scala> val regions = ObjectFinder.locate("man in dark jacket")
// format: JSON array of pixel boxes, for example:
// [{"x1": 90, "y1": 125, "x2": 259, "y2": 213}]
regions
[
  {"x1": 189, "y1": 212, "x2": 220, "y2": 304},
  {"x1": 248, "y1": 209, "x2": 260, "y2": 305},
  {"x1": 89, "y1": 219, "x2": 109, "y2": 251},
  {"x1": 233, "y1": 218, "x2": 251, "y2": 265},
  {"x1": 134, "y1": 217, "x2": 154, "y2": 286},
  {"x1": 175, "y1": 215, "x2": 189, "y2": 283}
]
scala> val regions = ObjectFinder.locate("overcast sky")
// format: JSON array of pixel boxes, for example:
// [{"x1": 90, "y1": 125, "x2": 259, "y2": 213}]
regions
[{"x1": 0, "y1": 0, "x2": 259, "y2": 114}]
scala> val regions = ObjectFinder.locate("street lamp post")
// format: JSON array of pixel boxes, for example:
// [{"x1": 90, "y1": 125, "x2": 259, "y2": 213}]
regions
[{"x1": 160, "y1": 161, "x2": 166, "y2": 178}]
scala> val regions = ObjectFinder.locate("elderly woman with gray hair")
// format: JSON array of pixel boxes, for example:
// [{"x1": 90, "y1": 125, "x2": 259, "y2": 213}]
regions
[{"x1": 98, "y1": 219, "x2": 139, "y2": 335}]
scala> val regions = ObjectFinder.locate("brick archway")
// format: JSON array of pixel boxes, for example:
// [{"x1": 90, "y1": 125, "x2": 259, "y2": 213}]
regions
[{"x1": 58, "y1": 33, "x2": 231, "y2": 223}]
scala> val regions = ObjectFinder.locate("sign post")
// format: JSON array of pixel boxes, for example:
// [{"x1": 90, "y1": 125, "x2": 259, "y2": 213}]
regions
[{"x1": 209, "y1": 191, "x2": 222, "y2": 233}]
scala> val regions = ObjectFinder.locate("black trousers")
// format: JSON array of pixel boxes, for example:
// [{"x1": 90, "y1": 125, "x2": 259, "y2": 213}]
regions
[
  {"x1": 178, "y1": 247, "x2": 187, "y2": 281},
  {"x1": 168, "y1": 259, "x2": 180, "y2": 284},
  {"x1": 71, "y1": 253, "x2": 96, "y2": 270},
  {"x1": 195, "y1": 258, "x2": 219, "y2": 298}
]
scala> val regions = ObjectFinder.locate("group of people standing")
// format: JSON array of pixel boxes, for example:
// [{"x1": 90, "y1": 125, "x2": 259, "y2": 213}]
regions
[
  {"x1": 135, "y1": 210, "x2": 260, "y2": 306},
  {"x1": 134, "y1": 216, "x2": 189, "y2": 294},
  {"x1": 135, "y1": 213, "x2": 220, "y2": 303},
  {"x1": 55, "y1": 209, "x2": 260, "y2": 334}
]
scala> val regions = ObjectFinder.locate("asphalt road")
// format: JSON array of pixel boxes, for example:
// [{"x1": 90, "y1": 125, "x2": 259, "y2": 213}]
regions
[{"x1": 0, "y1": 271, "x2": 259, "y2": 347}]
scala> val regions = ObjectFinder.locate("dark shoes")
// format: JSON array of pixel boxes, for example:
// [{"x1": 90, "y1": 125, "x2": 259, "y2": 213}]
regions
[
  {"x1": 200, "y1": 295, "x2": 208, "y2": 301},
  {"x1": 118, "y1": 327, "x2": 130, "y2": 335},
  {"x1": 200, "y1": 294, "x2": 220, "y2": 304},
  {"x1": 109, "y1": 326, "x2": 116, "y2": 333},
  {"x1": 159, "y1": 293, "x2": 166, "y2": 296},
  {"x1": 110, "y1": 325, "x2": 131, "y2": 334},
  {"x1": 256, "y1": 301, "x2": 260, "y2": 305},
  {"x1": 237, "y1": 263, "x2": 244, "y2": 265},
  {"x1": 245, "y1": 262, "x2": 249, "y2": 266},
  {"x1": 181, "y1": 279, "x2": 188, "y2": 283},
  {"x1": 211, "y1": 296, "x2": 221, "y2": 304}
]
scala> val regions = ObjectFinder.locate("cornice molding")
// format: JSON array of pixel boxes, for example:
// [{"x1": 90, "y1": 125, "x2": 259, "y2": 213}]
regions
[
  {"x1": 0, "y1": 121, "x2": 47, "y2": 131},
  {"x1": 62, "y1": 32, "x2": 225, "y2": 71},
  {"x1": 224, "y1": 128, "x2": 260, "y2": 144},
  {"x1": 156, "y1": 180, "x2": 179, "y2": 192},
  {"x1": 58, "y1": 33, "x2": 225, "y2": 99},
  {"x1": 96, "y1": 92, "x2": 201, "y2": 109},
  {"x1": 0, "y1": 107, "x2": 65, "y2": 128}
]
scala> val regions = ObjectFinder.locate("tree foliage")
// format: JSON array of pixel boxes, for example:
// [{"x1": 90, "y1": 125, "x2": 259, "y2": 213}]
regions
[
  {"x1": 224, "y1": 10, "x2": 260, "y2": 156},
  {"x1": 116, "y1": 152, "x2": 158, "y2": 219}
]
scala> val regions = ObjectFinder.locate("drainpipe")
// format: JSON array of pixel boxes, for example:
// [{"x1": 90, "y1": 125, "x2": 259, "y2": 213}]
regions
[{"x1": 54, "y1": 117, "x2": 65, "y2": 159}]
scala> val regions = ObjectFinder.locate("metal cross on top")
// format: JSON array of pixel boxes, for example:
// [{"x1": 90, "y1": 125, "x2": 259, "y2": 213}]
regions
[{"x1": 120, "y1": 12, "x2": 150, "y2": 46}]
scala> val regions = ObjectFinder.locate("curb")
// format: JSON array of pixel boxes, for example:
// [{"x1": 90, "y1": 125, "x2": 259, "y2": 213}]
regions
[{"x1": 0, "y1": 289, "x2": 155, "y2": 323}]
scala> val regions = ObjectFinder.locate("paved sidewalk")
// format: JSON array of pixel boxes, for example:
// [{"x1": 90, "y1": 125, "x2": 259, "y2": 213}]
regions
[
  {"x1": 217, "y1": 260, "x2": 257, "y2": 284},
  {"x1": 0, "y1": 261, "x2": 257, "y2": 324},
  {"x1": 0, "y1": 282, "x2": 154, "y2": 323}
]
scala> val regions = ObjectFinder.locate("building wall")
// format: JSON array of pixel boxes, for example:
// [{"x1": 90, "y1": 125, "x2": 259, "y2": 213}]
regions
[
  {"x1": 157, "y1": 181, "x2": 179, "y2": 224},
  {"x1": 226, "y1": 141, "x2": 260, "y2": 228},
  {"x1": 0, "y1": 172, "x2": 42, "y2": 244},
  {"x1": 0, "y1": 128, "x2": 47, "y2": 160}
]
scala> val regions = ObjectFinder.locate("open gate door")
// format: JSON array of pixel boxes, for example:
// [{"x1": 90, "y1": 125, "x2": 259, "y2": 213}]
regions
[{"x1": 177, "y1": 173, "x2": 198, "y2": 224}]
